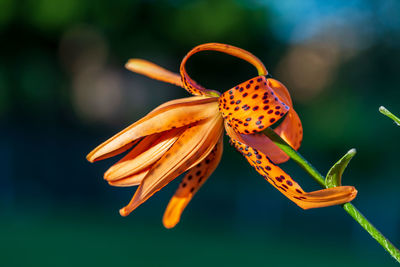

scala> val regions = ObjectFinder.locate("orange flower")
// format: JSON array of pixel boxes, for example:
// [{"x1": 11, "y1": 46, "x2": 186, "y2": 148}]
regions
[{"x1": 87, "y1": 43, "x2": 357, "y2": 228}]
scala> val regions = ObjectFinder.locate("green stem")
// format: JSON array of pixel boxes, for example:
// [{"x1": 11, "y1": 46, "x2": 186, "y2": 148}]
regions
[{"x1": 263, "y1": 127, "x2": 400, "y2": 263}]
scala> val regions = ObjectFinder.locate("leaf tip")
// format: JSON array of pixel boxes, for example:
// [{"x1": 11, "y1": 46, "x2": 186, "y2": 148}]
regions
[
  {"x1": 379, "y1": 106, "x2": 387, "y2": 114},
  {"x1": 347, "y1": 148, "x2": 357, "y2": 156}
]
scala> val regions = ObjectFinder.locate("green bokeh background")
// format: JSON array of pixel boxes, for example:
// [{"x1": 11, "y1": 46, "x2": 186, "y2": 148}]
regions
[{"x1": 1, "y1": 0, "x2": 400, "y2": 266}]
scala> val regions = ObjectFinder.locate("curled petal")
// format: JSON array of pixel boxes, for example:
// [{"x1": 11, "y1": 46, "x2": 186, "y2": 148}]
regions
[
  {"x1": 180, "y1": 43, "x2": 267, "y2": 96},
  {"x1": 119, "y1": 115, "x2": 224, "y2": 216},
  {"x1": 219, "y1": 76, "x2": 289, "y2": 134},
  {"x1": 267, "y1": 79, "x2": 303, "y2": 150},
  {"x1": 229, "y1": 138, "x2": 357, "y2": 209},
  {"x1": 163, "y1": 135, "x2": 223, "y2": 228},
  {"x1": 267, "y1": 78, "x2": 292, "y2": 107},
  {"x1": 274, "y1": 109, "x2": 303, "y2": 151},
  {"x1": 125, "y1": 59, "x2": 183, "y2": 87},
  {"x1": 104, "y1": 128, "x2": 185, "y2": 181},
  {"x1": 87, "y1": 96, "x2": 219, "y2": 162}
]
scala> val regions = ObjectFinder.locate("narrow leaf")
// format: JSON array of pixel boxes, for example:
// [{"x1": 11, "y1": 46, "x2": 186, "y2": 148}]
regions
[
  {"x1": 379, "y1": 106, "x2": 400, "y2": 126},
  {"x1": 325, "y1": 149, "x2": 357, "y2": 188}
]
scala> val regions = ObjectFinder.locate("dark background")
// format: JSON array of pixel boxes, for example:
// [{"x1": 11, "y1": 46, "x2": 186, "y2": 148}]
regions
[{"x1": 1, "y1": 0, "x2": 400, "y2": 266}]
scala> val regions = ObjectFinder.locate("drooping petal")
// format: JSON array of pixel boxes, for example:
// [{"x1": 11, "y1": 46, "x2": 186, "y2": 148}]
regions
[
  {"x1": 90, "y1": 139, "x2": 140, "y2": 162},
  {"x1": 125, "y1": 59, "x2": 184, "y2": 88},
  {"x1": 108, "y1": 168, "x2": 150, "y2": 187},
  {"x1": 119, "y1": 115, "x2": 224, "y2": 216},
  {"x1": 219, "y1": 76, "x2": 289, "y2": 134},
  {"x1": 229, "y1": 137, "x2": 357, "y2": 209},
  {"x1": 87, "y1": 96, "x2": 219, "y2": 162},
  {"x1": 104, "y1": 128, "x2": 185, "y2": 181},
  {"x1": 162, "y1": 135, "x2": 223, "y2": 228},
  {"x1": 180, "y1": 43, "x2": 267, "y2": 96}
]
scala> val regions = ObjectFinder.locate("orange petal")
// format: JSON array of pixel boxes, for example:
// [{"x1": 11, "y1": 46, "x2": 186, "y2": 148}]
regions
[
  {"x1": 229, "y1": 137, "x2": 357, "y2": 209},
  {"x1": 125, "y1": 59, "x2": 183, "y2": 88},
  {"x1": 274, "y1": 109, "x2": 303, "y2": 151},
  {"x1": 108, "y1": 168, "x2": 150, "y2": 187},
  {"x1": 89, "y1": 139, "x2": 140, "y2": 162},
  {"x1": 267, "y1": 78, "x2": 293, "y2": 107},
  {"x1": 224, "y1": 121, "x2": 289, "y2": 164},
  {"x1": 119, "y1": 115, "x2": 224, "y2": 216},
  {"x1": 223, "y1": 78, "x2": 303, "y2": 163},
  {"x1": 219, "y1": 76, "x2": 289, "y2": 134},
  {"x1": 267, "y1": 79, "x2": 303, "y2": 150},
  {"x1": 104, "y1": 128, "x2": 185, "y2": 181},
  {"x1": 86, "y1": 96, "x2": 219, "y2": 162},
  {"x1": 162, "y1": 135, "x2": 223, "y2": 228},
  {"x1": 180, "y1": 43, "x2": 267, "y2": 96}
]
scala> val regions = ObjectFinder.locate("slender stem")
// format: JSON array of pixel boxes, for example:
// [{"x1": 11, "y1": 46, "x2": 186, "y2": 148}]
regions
[{"x1": 263, "y1": 127, "x2": 400, "y2": 263}]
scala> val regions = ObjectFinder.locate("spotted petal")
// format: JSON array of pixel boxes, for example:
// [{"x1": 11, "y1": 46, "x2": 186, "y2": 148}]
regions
[
  {"x1": 228, "y1": 128, "x2": 357, "y2": 209},
  {"x1": 119, "y1": 115, "x2": 224, "y2": 216},
  {"x1": 87, "y1": 96, "x2": 219, "y2": 162},
  {"x1": 219, "y1": 76, "x2": 290, "y2": 134},
  {"x1": 162, "y1": 135, "x2": 223, "y2": 228},
  {"x1": 224, "y1": 121, "x2": 289, "y2": 164},
  {"x1": 180, "y1": 43, "x2": 268, "y2": 96}
]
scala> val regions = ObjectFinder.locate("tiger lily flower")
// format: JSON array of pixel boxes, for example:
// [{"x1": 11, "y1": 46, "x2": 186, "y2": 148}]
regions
[{"x1": 87, "y1": 43, "x2": 357, "y2": 228}]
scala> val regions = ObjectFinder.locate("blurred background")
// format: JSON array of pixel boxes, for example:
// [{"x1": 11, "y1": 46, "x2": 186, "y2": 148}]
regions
[{"x1": 1, "y1": 0, "x2": 400, "y2": 266}]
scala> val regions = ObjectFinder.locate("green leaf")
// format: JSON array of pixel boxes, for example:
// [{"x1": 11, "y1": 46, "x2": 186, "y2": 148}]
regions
[
  {"x1": 379, "y1": 106, "x2": 400, "y2": 126},
  {"x1": 325, "y1": 149, "x2": 357, "y2": 188}
]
